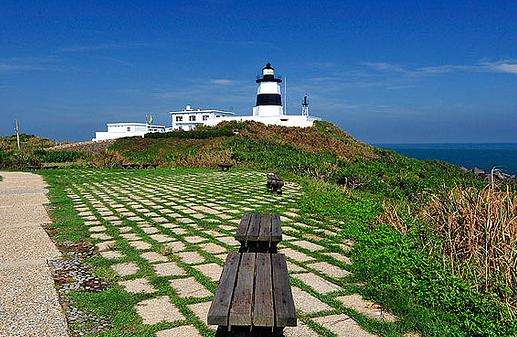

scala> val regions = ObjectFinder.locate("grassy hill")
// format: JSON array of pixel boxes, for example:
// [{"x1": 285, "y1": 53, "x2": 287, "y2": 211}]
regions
[{"x1": 103, "y1": 121, "x2": 481, "y2": 200}]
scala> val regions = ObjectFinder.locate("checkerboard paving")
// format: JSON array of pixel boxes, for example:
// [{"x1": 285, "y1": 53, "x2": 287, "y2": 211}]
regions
[{"x1": 64, "y1": 169, "x2": 402, "y2": 336}]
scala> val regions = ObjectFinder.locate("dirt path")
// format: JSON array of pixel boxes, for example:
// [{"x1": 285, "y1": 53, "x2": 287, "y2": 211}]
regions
[{"x1": 0, "y1": 172, "x2": 68, "y2": 337}]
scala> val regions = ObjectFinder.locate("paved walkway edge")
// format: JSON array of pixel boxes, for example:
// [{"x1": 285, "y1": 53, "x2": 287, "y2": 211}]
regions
[{"x1": 0, "y1": 171, "x2": 68, "y2": 337}]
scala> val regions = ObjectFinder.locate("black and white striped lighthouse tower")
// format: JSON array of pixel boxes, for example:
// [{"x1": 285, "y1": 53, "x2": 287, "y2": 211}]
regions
[{"x1": 252, "y1": 63, "x2": 284, "y2": 117}]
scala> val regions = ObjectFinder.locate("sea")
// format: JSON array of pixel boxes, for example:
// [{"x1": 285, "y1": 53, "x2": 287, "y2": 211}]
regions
[{"x1": 376, "y1": 143, "x2": 517, "y2": 176}]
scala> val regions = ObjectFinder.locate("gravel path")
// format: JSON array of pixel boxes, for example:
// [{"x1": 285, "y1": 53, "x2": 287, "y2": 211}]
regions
[{"x1": 0, "y1": 172, "x2": 68, "y2": 337}]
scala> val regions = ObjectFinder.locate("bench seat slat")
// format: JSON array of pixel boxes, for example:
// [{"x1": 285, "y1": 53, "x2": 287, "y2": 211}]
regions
[
  {"x1": 270, "y1": 214, "x2": 282, "y2": 243},
  {"x1": 252, "y1": 253, "x2": 274, "y2": 327},
  {"x1": 207, "y1": 253, "x2": 241, "y2": 326},
  {"x1": 272, "y1": 254, "x2": 297, "y2": 327},
  {"x1": 229, "y1": 252, "x2": 256, "y2": 326}
]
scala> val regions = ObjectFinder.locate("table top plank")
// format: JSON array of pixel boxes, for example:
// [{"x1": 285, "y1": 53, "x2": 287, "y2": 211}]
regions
[
  {"x1": 252, "y1": 253, "x2": 274, "y2": 327},
  {"x1": 272, "y1": 254, "x2": 297, "y2": 327},
  {"x1": 207, "y1": 252, "x2": 241, "y2": 326},
  {"x1": 229, "y1": 252, "x2": 256, "y2": 326},
  {"x1": 257, "y1": 214, "x2": 272, "y2": 243},
  {"x1": 246, "y1": 213, "x2": 261, "y2": 241},
  {"x1": 235, "y1": 214, "x2": 252, "y2": 241}
]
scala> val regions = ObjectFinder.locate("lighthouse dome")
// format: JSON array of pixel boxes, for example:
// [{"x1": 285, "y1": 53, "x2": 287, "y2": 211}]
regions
[{"x1": 263, "y1": 63, "x2": 274, "y2": 76}]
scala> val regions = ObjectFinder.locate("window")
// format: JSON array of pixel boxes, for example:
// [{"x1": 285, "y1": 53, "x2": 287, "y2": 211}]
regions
[
  {"x1": 127, "y1": 127, "x2": 131, "y2": 131},
  {"x1": 176, "y1": 116, "x2": 183, "y2": 122},
  {"x1": 202, "y1": 115, "x2": 209, "y2": 121},
  {"x1": 189, "y1": 115, "x2": 196, "y2": 121}
]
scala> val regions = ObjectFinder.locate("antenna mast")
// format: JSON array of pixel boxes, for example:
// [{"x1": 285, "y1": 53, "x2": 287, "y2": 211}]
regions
[
  {"x1": 301, "y1": 94, "x2": 309, "y2": 117},
  {"x1": 15, "y1": 120, "x2": 20, "y2": 150}
]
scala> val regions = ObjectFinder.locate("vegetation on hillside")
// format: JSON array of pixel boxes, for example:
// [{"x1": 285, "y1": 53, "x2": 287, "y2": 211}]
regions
[{"x1": 0, "y1": 134, "x2": 88, "y2": 169}]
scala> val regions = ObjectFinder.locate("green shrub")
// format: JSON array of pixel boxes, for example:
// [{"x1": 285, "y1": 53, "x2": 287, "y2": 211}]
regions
[
  {"x1": 0, "y1": 151, "x2": 41, "y2": 169},
  {"x1": 145, "y1": 125, "x2": 235, "y2": 139},
  {"x1": 34, "y1": 149, "x2": 86, "y2": 162}
]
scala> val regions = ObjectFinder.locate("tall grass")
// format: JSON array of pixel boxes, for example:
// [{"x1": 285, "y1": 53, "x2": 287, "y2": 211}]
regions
[{"x1": 421, "y1": 182, "x2": 517, "y2": 311}]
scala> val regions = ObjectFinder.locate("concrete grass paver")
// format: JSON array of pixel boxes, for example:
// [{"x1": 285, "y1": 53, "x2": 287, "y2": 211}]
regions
[
  {"x1": 313, "y1": 314, "x2": 378, "y2": 337},
  {"x1": 135, "y1": 296, "x2": 183, "y2": 324},
  {"x1": 170, "y1": 277, "x2": 212, "y2": 298},
  {"x1": 156, "y1": 325, "x2": 203, "y2": 337},
  {"x1": 337, "y1": 294, "x2": 397, "y2": 322},
  {"x1": 112, "y1": 262, "x2": 139, "y2": 276}
]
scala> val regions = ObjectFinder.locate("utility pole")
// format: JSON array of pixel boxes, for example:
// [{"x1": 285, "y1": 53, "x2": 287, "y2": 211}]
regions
[{"x1": 15, "y1": 119, "x2": 20, "y2": 150}]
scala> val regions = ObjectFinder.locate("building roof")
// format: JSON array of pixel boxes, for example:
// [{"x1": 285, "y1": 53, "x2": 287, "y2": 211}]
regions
[
  {"x1": 106, "y1": 122, "x2": 165, "y2": 127},
  {"x1": 169, "y1": 108, "x2": 234, "y2": 115}
]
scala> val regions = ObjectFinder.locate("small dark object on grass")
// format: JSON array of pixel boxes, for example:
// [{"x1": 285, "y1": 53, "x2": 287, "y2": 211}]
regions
[
  {"x1": 218, "y1": 163, "x2": 233, "y2": 171},
  {"x1": 267, "y1": 173, "x2": 284, "y2": 194}
]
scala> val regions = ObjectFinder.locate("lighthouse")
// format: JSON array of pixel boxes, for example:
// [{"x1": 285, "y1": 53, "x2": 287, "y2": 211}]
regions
[{"x1": 252, "y1": 63, "x2": 284, "y2": 117}]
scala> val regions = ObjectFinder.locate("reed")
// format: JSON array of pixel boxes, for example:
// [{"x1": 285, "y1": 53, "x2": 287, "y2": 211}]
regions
[
  {"x1": 379, "y1": 178, "x2": 517, "y2": 312},
  {"x1": 421, "y1": 181, "x2": 516, "y2": 309}
]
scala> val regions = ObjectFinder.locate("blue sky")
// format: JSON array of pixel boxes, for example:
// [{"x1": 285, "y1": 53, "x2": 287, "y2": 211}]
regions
[{"x1": 1, "y1": 1, "x2": 516, "y2": 143}]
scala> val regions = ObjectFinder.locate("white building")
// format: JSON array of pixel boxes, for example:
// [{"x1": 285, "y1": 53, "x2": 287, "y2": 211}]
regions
[
  {"x1": 169, "y1": 105, "x2": 233, "y2": 131},
  {"x1": 93, "y1": 122, "x2": 165, "y2": 141}
]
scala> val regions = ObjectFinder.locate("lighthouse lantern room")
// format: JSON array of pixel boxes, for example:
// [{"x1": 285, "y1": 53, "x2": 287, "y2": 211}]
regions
[{"x1": 252, "y1": 63, "x2": 284, "y2": 118}]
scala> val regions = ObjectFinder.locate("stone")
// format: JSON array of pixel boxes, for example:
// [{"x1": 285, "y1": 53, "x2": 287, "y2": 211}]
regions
[
  {"x1": 153, "y1": 262, "x2": 186, "y2": 277},
  {"x1": 96, "y1": 240, "x2": 115, "y2": 252},
  {"x1": 279, "y1": 248, "x2": 313, "y2": 262},
  {"x1": 100, "y1": 250, "x2": 123, "y2": 259},
  {"x1": 128, "y1": 240, "x2": 152, "y2": 250},
  {"x1": 187, "y1": 301, "x2": 213, "y2": 327},
  {"x1": 199, "y1": 242, "x2": 227, "y2": 254},
  {"x1": 286, "y1": 260, "x2": 306, "y2": 273},
  {"x1": 142, "y1": 227, "x2": 160, "y2": 234},
  {"x1": 88, "y1": 225, "x2": 107, "y2": 233},
  {"x1": 293, "y1": 240, "x2": 324, "y2": 252},
  {"x1": 177, "y1": 251, "x2": 205, "y2": 264},
  {"x1": 164, "y1": 241, "x2": 186, "y2": 253},
  {"x1": 325, "y1": 252, "x2": 352, "y2": 265},
  {"x1": 336, "y1": 294, "x2": 397, "y2": 322},
  {"x1": 119, "y1": 278, "x2": 155, "y2": 293},
  {"x1": 170, "y1": 277, "x2": 212, "y2": 298},
  {"x1": 90, "y1": 233, "x2": 112, "y2": 240},
  {"x1": 216, "y1": 236, "x2": 240, "y2": 246},
  {"x1": 295, "y1": 273, "x2": 342, "y2": 294},
  {"x1": 141, "y1": 251, "x2": 168, "y2": 263},
  {"x1": 313, "y1": 314, "x2": 377, "y2": 337},
  {"x1": 155, "y1": 325, "x2": 202, "y2": 337},
  {"x1": 284, "y1": 322, "x2": 318, "y2": 337},
  {"x1": 135, "y1": 296, "x2": 183, "y2": 325},
  {"x1": 183, "y1": 236, "x2": 206, "y2": 244},
  {"x1": 112, "y1": 262, "x2": 139, "y2": 276},
  {"x1": 193, "y1": 263, "x2": 223, "y2": 282},
  {"x1": 291, "y1": 286, "x2": 331, "y2": 313},
  {"x1": 150, "y1": 234, "x2": 174, "y2": 243},
  {"x1": 309, "y1": 262, "x2": 351, "y2": 278},
  {"x1": 121, "y1": 233, "x2": 141, "y2": 241}
]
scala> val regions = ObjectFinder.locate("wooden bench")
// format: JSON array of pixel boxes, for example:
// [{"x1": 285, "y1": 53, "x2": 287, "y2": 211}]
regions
[
  {"x1": 218, "y1": 163, "x2": 234, "y2": 171},
  {"x1": 207, "y1": 252, "x2": 296, "y2": 336},
  {"x1": 266, "y1": 174, "x2": 284, "y2": 194},
  {"x1": 235, "y1": 214, "x2": 282, "y2": 253}
]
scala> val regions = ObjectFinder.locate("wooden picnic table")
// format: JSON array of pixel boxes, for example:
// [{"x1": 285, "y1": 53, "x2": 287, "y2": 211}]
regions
[
  {"x1": 207, "y1": 252, "x2": 296, "y2": 335},
  {"x1": 235, "y1": 213, "x2": 282, "y2": 253}
]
